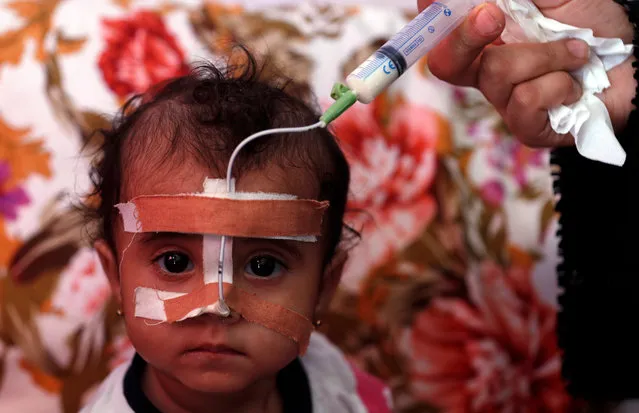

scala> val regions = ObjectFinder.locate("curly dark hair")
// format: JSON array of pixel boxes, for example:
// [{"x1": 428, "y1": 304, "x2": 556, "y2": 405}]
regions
[{"x1": 87, "y1": 49, "x2": 353, "y2": 266}]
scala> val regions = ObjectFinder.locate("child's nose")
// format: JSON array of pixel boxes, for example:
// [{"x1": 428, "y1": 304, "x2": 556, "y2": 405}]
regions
[{"x1": 203, "y1": 308, "x2": 242, "y2": 325}]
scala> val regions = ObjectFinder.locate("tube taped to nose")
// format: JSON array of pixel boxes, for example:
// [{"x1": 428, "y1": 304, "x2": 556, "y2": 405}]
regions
[{"x1": 134, "y1": 284, "x2": 313, "y2": 354}]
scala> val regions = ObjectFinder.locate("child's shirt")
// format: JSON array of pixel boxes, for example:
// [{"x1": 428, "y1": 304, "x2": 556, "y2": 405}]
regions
[{"x1": 80, "y1": 332, "x2": 393, "y2": 413}]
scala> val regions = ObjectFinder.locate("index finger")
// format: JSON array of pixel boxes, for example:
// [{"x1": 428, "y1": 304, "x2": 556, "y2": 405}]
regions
[{"x1": 424, "y1": 3, "x2": 505, "y2": 87}]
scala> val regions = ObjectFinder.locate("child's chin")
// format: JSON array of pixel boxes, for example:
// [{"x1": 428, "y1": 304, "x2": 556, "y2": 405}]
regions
[{"x1": 180, "y1": 371, "x2": 258, "y2": 394}]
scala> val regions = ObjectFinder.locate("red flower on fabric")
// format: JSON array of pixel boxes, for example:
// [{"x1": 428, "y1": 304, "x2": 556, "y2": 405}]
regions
[
  {"x1": 402, "y1": 261, "x2": 572, "y2": 412},
  {"x1": 98, "y1": 10, "x2": 189, "y2": 98},
  {"x1": 330, "y1": 100, "x2": 440, "y2": 291}
]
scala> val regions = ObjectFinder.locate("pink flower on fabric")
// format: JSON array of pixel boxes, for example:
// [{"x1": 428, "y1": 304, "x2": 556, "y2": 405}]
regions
[
  {"x1": 349, "y1": 361, "x2": 393, "y2": 413},
  {"x1": 485, "y1": 137, "x2": 545, "y2": 189},
  {"x1": 108, "y1": 335, "x2": 135, "y2": 371},
  {"x1": 0, "y1": 161, "x2": 29, "y2": 221},
  {"x1": 330, "y1": 101, "x2": 440, "y2": 291},
  {"x1": 479, "y1": 180, "x2": 505, "y2": 207},
  {"x1": 50, "y1": 248, "x2": 111, "y2": 321},
  {"x1": 454, "y1": 87, "x2": 549, "y2": 205},
  {"x1": 402, "y1": 261, "x2": 571, "y2": 412}
]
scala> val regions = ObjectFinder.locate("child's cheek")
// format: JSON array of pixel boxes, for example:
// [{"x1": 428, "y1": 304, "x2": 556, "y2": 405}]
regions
[
  {"x1": 124, "y1": 314, "x2": 185, "y2": 378},
  {"x1": 237, "y1": 272, "x2": 322, "y2": 318},
  {"x1": 242, "y1": 324, "x2": 299, "y2": 371}
]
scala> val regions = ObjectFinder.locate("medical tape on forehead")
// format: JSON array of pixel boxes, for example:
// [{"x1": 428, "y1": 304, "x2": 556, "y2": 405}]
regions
[
  {"x1": 116, "y1": 178, "x2": 325, "y2": 355},
  {"x1": 134, "y1": 283, "x2": 313, "y2": 354},
  {"x1": 117, "y1": 195, "x2": 329, "y2": 239}
]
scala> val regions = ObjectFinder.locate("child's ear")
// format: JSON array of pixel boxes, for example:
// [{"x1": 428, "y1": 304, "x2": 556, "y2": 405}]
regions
[
  {"x1": 316, "y1": 250, "x2": 348, "y2": 316},
  {"x1": 94, "y1": 239, "x2": 122, "y2": 307}
]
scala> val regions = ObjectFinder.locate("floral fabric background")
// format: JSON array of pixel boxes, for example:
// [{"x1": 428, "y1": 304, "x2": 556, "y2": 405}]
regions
[{"x1": 0, "y1": 0, "x2": 576, "y2": 412}]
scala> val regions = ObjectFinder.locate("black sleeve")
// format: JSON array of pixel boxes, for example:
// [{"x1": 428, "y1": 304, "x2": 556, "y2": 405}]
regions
[{"x1": 553, "y1": 0, "x2": 639, "y2": 402}]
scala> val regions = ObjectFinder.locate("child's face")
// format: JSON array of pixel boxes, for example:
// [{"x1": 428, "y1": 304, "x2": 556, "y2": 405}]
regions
[{"x1": 96, "y1": 155, "x2": 339, "y2": 394}]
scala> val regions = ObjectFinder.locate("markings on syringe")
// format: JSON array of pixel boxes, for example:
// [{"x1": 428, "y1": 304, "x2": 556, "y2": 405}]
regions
[
  {"x1": 388, "y1": 3, "x2": 444, "y2": 51},
  {"x1": 401, "y1": 6, "x2": 450, "y2": 55},
  {"x1": 353, "y1": 53, "x2": 389, "y2": 79},
  {"x1": 355, "y1": 3, "x2": 452, "y2": 78},
  {"x1": 403, "y1": 35, "x2": 425, "y2": 56},
  {"x1": 382, "y1": 60, "x2": 396, "y2": 75}
]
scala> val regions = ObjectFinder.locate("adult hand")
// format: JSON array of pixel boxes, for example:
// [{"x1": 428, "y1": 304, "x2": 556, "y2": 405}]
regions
[{"x1": 418, "y1": 0, "x2": 636, "y2": 147}]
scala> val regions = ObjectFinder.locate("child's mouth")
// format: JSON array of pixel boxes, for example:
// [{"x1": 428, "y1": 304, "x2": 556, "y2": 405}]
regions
[{"x1": 186, "y1": 343, "x2": 245, "y2": 357}]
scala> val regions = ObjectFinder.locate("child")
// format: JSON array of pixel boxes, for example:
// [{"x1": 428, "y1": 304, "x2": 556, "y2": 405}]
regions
[{"x1": 80, "y1": 51, "x2": 393, "y2": 413}]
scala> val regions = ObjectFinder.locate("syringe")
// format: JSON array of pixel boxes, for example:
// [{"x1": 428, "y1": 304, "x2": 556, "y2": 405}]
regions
[{"x1": 320, "y1": 0, "x2": 485, "y2": 125}]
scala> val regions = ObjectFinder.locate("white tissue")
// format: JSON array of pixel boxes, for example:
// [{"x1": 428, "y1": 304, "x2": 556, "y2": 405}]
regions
[{"x1": 496, "y1": 0, "x2": 633, "y2": 166}]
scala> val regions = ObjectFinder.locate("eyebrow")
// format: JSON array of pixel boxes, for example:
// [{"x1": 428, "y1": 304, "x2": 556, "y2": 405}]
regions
[
  {"x1": 136, "y1": 233, "x2": 304, "y2": 259},
  {"x1": 237, "y1": 238, "x2": 304, "y2": 260}
]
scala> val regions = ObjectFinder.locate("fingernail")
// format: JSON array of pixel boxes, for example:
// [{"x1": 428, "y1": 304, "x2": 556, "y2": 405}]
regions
[
  {"x1": 567, "y1": 39, "x2": 589, "y2": 59},
  {"x1": 475, "y1": 5, "x2": 501, "y2": 36}
]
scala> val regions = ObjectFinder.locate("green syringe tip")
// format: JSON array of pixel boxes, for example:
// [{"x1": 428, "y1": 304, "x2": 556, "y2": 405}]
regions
[{"x1": 320, "y1": 82, "x2": 357, "y2": 126}]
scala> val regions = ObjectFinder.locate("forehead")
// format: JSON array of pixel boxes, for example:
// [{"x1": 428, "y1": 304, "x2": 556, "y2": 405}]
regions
[
  {"x1": 117, "y1": 153, "x2": 329, "y2": 256},
  {"x1": 122, "y1": 153, "x2": 320, "y2": 201}
]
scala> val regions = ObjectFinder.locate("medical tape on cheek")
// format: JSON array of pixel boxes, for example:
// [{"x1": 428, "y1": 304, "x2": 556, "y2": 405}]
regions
[
  {"x1": 231, "y1": 289, "x2": 313, "y2": 355},
  {"x1": 138, "y1": 283, "x2": 313, "y2": 354},
  {"x1": 134, "y1": 280, "x2": 313, "y2": 354}
]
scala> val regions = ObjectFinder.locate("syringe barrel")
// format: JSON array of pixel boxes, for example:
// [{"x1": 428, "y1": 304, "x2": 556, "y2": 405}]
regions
[{"x1": 346, "y1": 0, "x2": 480, "y2": 103}]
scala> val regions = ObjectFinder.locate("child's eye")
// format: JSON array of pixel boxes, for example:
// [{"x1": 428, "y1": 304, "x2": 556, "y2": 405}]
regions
[
  {"x1": 155, "y1": 251, "x2": 194, "y2": 274},
  {"x1": 244, "y1": 255, "x2": 285, "y2": 279}
]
